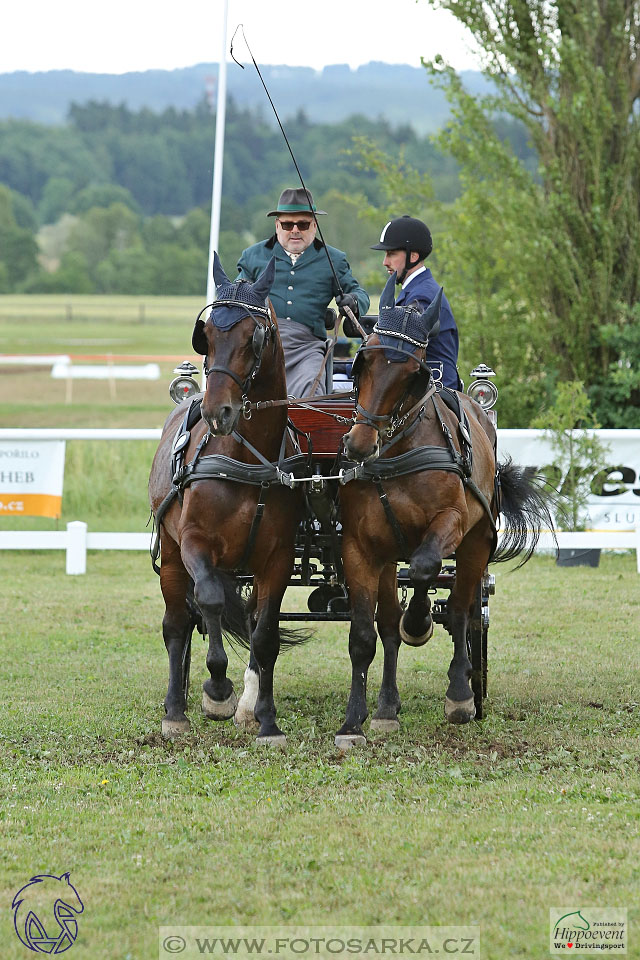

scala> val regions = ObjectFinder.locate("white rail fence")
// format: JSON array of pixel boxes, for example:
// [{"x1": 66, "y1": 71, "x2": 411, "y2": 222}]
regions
[{"x1": 1, "y1": 429, "x2": 640, "y2": 574}]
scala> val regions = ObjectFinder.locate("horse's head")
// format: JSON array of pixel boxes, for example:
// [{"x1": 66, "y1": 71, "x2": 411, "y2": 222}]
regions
[
  {"x1": 192, "y1": 253, "x2": 277, "y2": 435},
  {"x1": 344, "y1": 272, "x2": 442, "y2": 462}
]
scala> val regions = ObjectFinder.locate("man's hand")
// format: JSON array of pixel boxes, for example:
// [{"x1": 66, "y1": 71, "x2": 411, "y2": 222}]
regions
[
  {"x1": 336, "y1": 293, "x2": 359, "y2": 318},
  {"x1": 336, "y1": 293, "x2": 361, "y2": 337}
]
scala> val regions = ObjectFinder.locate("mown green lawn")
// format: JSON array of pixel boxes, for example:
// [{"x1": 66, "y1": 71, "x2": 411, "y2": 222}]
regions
[
  {"x1": 0, "y1": 551, "x2": 638, "y2": 960},
  {"x1": 1, "y1": 295, "x2": 638, "y2": 959}
]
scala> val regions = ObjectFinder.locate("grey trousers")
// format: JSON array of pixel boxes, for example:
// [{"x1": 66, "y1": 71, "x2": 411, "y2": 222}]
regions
[{"x1": 278, "y1": 317, "x2": 327, "y2": 397}]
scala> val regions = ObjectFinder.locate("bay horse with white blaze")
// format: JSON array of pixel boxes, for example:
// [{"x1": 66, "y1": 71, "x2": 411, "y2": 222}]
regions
[
  {"x1": 148, "y1": 254, "x2": 305, "y2": 744},
  {"x1": 336, "y1": 273, "x2": 554, "y2": 746}
]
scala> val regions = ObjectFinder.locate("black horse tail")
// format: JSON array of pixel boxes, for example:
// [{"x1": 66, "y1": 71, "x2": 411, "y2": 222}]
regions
[
  {"x1": 493, "y1": 457, "x2": 557, "y2": 568},
  {"x1": 203, "y1": 570, "x2": 313, "y2": 650}
]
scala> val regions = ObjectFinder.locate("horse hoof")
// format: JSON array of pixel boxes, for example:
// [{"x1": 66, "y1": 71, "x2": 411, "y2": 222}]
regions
[
  {"x1": 161, "y1": 717, "x2": 191, "y2": 739},
  {"x1": 444, "y1": 696, "x2": 476, "y2": 724},
  {"x1": 335, "y1": 733, "x2": 367, "y2": 750},
  {"x1": 233, "y1": 708, "x2": 259, "y2": 732},
  {"x1": 369, "y1": 718, "x2": 400, "y2": 732},
  {"x1": 399, "y1": 613, "x2": 434, "y2": 647},
  {"x1": 202, "y1": 688, "x2": 238, "y2": 720},
  {"x1": 255, "y1": 734, "x2": 287, "y2": 748}
]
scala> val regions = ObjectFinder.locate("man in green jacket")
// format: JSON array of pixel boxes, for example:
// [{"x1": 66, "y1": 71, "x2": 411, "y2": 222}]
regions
[{"x1": 237, "y1": 187, "x2": 369, "y2": 396}]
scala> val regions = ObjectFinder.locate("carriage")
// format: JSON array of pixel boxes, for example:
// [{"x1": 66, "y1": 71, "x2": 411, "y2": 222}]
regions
[{"x1": 149, "y1": 256, "x2": 551, "y2": 744}]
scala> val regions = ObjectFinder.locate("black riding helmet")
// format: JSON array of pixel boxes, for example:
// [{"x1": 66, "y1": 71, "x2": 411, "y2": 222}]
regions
[{"x1": 371, "y1": 215, "x2": 433, "y2": 284}]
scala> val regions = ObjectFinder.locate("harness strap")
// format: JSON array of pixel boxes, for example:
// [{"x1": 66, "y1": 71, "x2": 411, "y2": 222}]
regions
[
  {"x1": 373, "y1": 477, "x2": 410, "y2": 557},
  {"x1": 340, "y1": 439, "x2": 497, "y2": 561},
  {"x1": 177, "y1": 453, "x2": 310, "y2": 487},
  {"x1": 339, "y1": 444, "x2": 465, "y2": 484},
  {"x1": 150, "y1": 487, "x2": 179, "y2": 575},
  {"x1": 238, "y1": 481, "x2": 271, "y2": 571}
]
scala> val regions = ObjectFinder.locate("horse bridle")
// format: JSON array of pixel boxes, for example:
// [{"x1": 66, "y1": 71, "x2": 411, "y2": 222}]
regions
[
  {"x1": 351, "y1": 332, "x2": 436, "y2": 438},
  {"x1": 201, "y1": 299, "x2": 276, "y2": 397}
]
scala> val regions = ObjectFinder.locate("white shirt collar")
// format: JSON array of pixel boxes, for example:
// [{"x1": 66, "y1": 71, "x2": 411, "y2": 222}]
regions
[{"x1": 402, "y1": 264, "x2": 426, "y2": 289}]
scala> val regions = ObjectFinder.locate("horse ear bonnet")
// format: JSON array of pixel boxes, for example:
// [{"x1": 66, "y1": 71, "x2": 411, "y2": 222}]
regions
[
  {"x1": 192, "y1": 253, "x2": 276, "y2": 354},
  {"x1": 192, "y1": 318, "x2": 208, "y2": 355},
  {"x1": 374, "y1": 273, "x2": 443, "y2": 362}
]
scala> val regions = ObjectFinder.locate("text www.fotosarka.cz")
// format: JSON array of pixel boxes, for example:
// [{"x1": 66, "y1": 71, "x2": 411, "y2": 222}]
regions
[{"x1": 159, "y1": 926, "x2": 480, "y2": 959}]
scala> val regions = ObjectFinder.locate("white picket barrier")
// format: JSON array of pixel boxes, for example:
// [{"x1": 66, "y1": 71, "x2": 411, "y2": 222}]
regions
[
  {"x1": 51, "y1": 362, "x2": 160, "y2": 380},
  {"x1": 1, "y1": 429, "x2": 639, "y2": 573},
  {"x1": 2, "y1": 523, "x2": 638, "y2": 576},
  {"x1": 0, "y1": 522, "x2": 152, "y2": 575},
  {"x1": 50, "y1": 362, "x2": 161, "y2": 402},
  {"x1": 0, "y1": 354, "x2": 71, "y2": 366}
]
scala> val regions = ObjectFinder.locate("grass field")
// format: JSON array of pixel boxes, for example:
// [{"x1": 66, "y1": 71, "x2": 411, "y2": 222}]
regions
[
  {"x1": 1, "y1": 552, "x2": 639, "y2": 959},
  {"x1": 1, "y1": 296, "x2": 639, "y2": 959},
  {"x1": 0, "y1": 294, "x2": 203, "y2": 431}
]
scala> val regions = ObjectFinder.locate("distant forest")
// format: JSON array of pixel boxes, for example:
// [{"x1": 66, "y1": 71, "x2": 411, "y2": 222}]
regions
[
  {"x1": 0, "y1": 62, "x2": 493, "y2": 133},
  {"x1": 0, "y1": 94, "x2": 533, "y2": 296}
]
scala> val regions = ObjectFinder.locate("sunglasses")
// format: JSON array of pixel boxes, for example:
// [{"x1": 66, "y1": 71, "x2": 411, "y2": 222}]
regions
[{"x1": 277, "y1": 219, "x2": 313, "y2": 231}]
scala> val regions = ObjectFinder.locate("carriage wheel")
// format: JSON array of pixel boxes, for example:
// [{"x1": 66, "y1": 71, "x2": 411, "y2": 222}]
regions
[
  {"x1": 467, "y1": 582, "x2": 488, "y2": 720},
  {"x1": 181, "y1": 635, "x2": 192, "y2": 705}
]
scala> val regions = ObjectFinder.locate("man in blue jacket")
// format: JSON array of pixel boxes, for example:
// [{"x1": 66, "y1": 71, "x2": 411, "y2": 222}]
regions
[
  {"x1": 371, "y1": 215, "x2": 461, "y2": 390},
  {"x1": 237, "y1": 188, "x2": 369, "y2": 396}
]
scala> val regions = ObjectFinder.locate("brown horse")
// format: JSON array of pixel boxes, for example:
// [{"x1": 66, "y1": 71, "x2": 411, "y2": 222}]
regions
[
  {"x1": 148, "y1": 254, "x2": 304, "y2": 743},
  {"x1": 336, "y1": 273, "x2": 554, "y2": 746}
]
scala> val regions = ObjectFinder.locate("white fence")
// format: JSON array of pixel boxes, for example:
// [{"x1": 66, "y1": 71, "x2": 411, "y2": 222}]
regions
[
  {"x1": 1, "y1": 428, "x2": 640, "y2": 574},
  {"x1": 2, "y1": 522, "x2": 639, "y2": 576},
  {"x1": 1, "y1": 522, "x2": 152, "y2": 575}
]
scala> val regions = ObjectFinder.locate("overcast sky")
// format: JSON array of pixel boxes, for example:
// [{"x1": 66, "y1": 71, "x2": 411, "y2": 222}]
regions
[{"x1": 2, "y1": 0, "x2": 481, "y2": 74}]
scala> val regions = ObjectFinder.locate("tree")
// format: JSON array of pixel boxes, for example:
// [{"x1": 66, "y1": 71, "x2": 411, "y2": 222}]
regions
[
  {"x1": 65, "y1": 202, "x2": 141, "y2": 282},
  {"x1": 39, "y1": 177, "x2": 76, "y2": 225},
  {"x1": 531, "y1": 380, "x2": 610, "y2": 531},
  {"x1": 420, "y1": 0, "x2": 640, "y2": 426},
  {"x1": 0, "y1": 184, "x2": 39, "y2": 289},
  {"x1": 70, "y1": 184, "x2": 140, "y2": 216}
]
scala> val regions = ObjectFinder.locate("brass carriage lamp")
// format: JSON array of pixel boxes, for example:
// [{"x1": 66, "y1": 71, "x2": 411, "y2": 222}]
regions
[{"x1": 169, "y1": 361, "x2": 201, "y2": 404}]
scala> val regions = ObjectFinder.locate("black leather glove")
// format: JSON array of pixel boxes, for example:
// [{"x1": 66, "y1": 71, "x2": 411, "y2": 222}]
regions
[
  {"x1": 336, "y1": 293, "x2": 359, "y2": 319},
  {"x1": 336, "y1": 293, "x2": 360, "y2": 337}
]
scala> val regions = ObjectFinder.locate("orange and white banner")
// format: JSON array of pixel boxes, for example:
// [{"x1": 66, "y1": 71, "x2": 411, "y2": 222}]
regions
[{"x1": 0, "y1": 441, "x2": 66, "y2": 518}]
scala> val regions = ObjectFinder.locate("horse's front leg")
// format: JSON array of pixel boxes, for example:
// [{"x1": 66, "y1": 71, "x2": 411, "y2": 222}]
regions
[
  {"x1": 444, "y1": 527, "x2": 492, "y2": 724},
  {"x1": 250, "y1": 557, "x2": 292, "y2": 746},
  {"x1": 182, "y1": 537, "x2": 238, "y2": 721},
  {"x1": 370, "y1": 563, "x2": 403, "y2": 732},
  {"x1": 400, "y1": 508, "x2": 466, "y2": 646},
  {"x1": 335, "y1": 546, "x2": 380, "y2": 748},
  {"x1": 234, "y1": 648, "x2": 260, "y2": 731},
  {"x1": 159, "y1": 536, "x2": 195, "y2": 738},
  {"x1": 251, "y1": 598, "x2": 285, "y2": 745},
  {"x1": 234, "y1": 587, "x2": 260, "y2": 731}
]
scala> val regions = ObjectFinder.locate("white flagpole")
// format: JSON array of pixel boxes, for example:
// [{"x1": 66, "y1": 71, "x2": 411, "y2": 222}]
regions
[{"x1": 206, "y1": 0, "x2": 229, "y2": 304}]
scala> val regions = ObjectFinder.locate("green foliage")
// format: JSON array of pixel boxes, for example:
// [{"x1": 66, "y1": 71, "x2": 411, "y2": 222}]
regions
[
  {"x1": 420, "y1": 0, "x2": 640, "y2": 427},
  {"x1": 38, "y1": 175, "x2": 77, "y2": 224},
  {"x1": 70, "y1": 183, "x2": 141, "y2": 216},
  {"x1": 531, "y1": 380, "x2": 610, "y2": 530},
  {"x1": 594, "y1": 303, "x2": 640, "y2": 427},
  {"x1": 0, "y1": 184, "x2": 39, "y2": 289},
  {"x1": 0, "y1": 100, "x2": 464, "y2": 296}
]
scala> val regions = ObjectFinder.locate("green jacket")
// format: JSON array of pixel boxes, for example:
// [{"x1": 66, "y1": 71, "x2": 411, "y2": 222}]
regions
[{"x1": 237, "y1": 236, "x2": 370, "y2": 338}]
